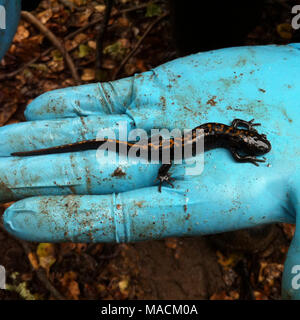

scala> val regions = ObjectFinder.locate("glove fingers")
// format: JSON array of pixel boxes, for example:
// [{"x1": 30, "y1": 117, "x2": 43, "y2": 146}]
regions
[
  {"x1": 0, "y1": 150, "x2": 161, "y2": 202},
  {"x1": 3, "y1": 192, "x2": 171, "y2": 243},
  {"x1": 0, "y1": 114, "x2": 135, "y2": 156},
  {"x1": 3, "y1": 178, "x2": 289, "y2": 243},
  {"x1": 25, "y1": 80, "x2": 134, "y2": 121}
]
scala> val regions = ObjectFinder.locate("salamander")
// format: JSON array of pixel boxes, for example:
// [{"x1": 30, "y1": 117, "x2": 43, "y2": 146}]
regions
[{"x1": 12, "y1": 119, "x2": 272, "y2": 192}]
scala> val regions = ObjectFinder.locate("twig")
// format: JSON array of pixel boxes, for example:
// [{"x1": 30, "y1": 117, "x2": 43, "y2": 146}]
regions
[
  {"x1": 0, "y1": 3, "x2": 163, "y2": 81},
  {"x1": 0, "y1": 53, "x2": 47, "y2": 80},
  {"x1": 112, "y1": 12, "x2": 169, "y2": 80},
  {"x1": 21, "y1": 11, "x2": 80, "y2": 83},
  {"x1": 0, "y1": 223, "x2": 66, "y2": 300},
  {"x1": 95, "y1": 0, "x2": 114, "y2": 80},
  {"x1": 67, "y1": 2, "x2": 161, "y2": 39}
]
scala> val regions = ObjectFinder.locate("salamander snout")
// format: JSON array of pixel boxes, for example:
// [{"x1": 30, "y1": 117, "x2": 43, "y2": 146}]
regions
[{"x1": 248, "y1": 133, "x2": 272, "y2": 155}]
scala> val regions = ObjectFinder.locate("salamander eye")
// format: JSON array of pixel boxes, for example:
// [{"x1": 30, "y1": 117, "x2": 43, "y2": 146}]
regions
[{"x1": 261, "y1": 134, "x2": 267, "y2": 139}]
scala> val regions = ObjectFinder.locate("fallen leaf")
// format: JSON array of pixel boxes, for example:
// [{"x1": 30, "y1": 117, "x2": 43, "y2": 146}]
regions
[
  {"x1": 30, "y1": 63, "x2": 49, "y2": 73},
  {"x1": 68, "y1": 280, "x2": 80, "y2": 300},
  {"x1": 28, "y1": 252, "x2": 39, "y2": 270},
  {"x1": 118, "y1": 17, "x2": 130, "y2": 27},
  {"x1": 165, "y1": 238, "x2": 178, "y2": 249},
  {"x1": 78, "y1": 44, "x2": 92, "y2": 58},
  {"x1": 103, "y1": 39, "x2": 129, "y2": 60},
  {"x1": 95, "y1": 5, "x2": 106, "y2": 13},
  {"x1": 281, "y1": 223, "x2": 296, "y2": 240},
  {"x1": 13, "y1": 25, "x2": 30, "y2": 43},
  {"x1": 36, "y1": 243, "x2": 56, "y2": 274},
  {"x1": 48, "y1": 59, "x2": 65, "y2": 72},
  {"x1": 146, "y1": 3, "x2": 162, "y2": 17},
  {"x1": 277, "y1": 23, "x2": 293, "y2": 39},
  {"x1": 81, "y1": 68, "x2": 95, "y2": 81},
  {"x1": 136, "y1": 59, "x2": 147, "y2": 72},
  {"x1": 118, "y1": 276, "x2": 130, "y2": 297},
  {"x1": 74, "y1": 33, "x2": 88, "y2": 44},
  {"x1": 59, "y1": 271, "x2": 80, "y2": 299},
  {"x1": 254, "y1": 290, "x2": 269, "y2": 300},
  {"x1": 37, "y1": 9, "x2": 53, "y2": 24},
  {"x1": 88, "y1": 41, "x2": 97, "y2": 50},
  {"x1": 60, "y1": 271, "x2": 78, "y2": 287},
  {"x1": 216, "y1": 251, "x2": 240, "y2": 268},
  {"x1": 210, "y1": 290, "x2": 239, "y2": 300}
]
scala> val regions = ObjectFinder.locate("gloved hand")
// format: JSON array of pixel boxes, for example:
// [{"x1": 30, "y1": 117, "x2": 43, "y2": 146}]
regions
[
  {"x1": 0, "y1": 44, "x2": 299, "y2": 299},
  {"x1": 0, "y1": 0, "x2": 21, "y2": 61}
]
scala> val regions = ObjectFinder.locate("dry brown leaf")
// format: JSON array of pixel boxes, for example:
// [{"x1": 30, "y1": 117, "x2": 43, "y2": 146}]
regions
[
  {"x1": 258, "y1": 261, "x2": 283, "y2": 285},
  {"x1": 97, "y1": 284, "x2": 106, "y2": 293},
  {"x1": 59, "y1": 271, "x2": 80, "y2": 299},
  {"x1": 36, "y1": 243, "x2": 56, "y2": 274},
  {"x1": 28, "y1": 252, "x2": 39, "y2": 270},
  {"x1": 254, "y1": 290, "x2": 269, "y2": 300},
  {"x1": 74, "y1": 33, "x2": 88, "y2": 44},
  {"x1": 68, "y1": 280, "x2": 80, "y2": 300},
  {"x1": 276, "y1": 23, "x2": 293, "y2": 39},
  {"x1": 136, "y1": 59, "x2": 147, "y2": 72},
  {"x1": 118, "y1": 17, "x2": 130, "y2": 27},
  {"x1": 282, "y1": 223, "x2": 296, "y2": 240},
  {"x1": 77, "y1": 8, "x2": 93, "y2": 26},
  {"x1": 81, "y1": 68, "x2": 95, "y2": 81},
  {"x1": 216, "y1": 251, "x2": 240, "y2": 269},
  {"x1": 60, "y1": 271, "x2": 78, "y2": 287},
  {"x1": 118, "y1": 276, "x2": 130, "y2": 298},
  {"x1": 48, "y1": 60, "x2": 65, "y2": 72},
  {"x1": 88, "y1": 41, "x2": 97, "y2": 50},
  {"x1": 95, "y1": 5, "x2": 106, "y2": 13},
  {"x1": 165, "y1": 238, "x2": 178, "y2": 249},
  {"x1": 102, "y1": 59, "x2": 116, "y2": 70},
  {"x1": 13, "y1": 25, "x2": 30, "y2": 43},
  {"x1": 65, "y1": 39, "x2": 78, "y2": 52},
  {"x1": 72, "y1": 0, "x2": 86, "y2": 6},
  {"x1": 210, "y1": 290, "x2": 239, "y2": 300},
  {"x1": 28, "y1": 34, "x2": 44, "y2": 45},
  {"x1": 37, "y1": 9, "x2": 53, "y2": 24}
]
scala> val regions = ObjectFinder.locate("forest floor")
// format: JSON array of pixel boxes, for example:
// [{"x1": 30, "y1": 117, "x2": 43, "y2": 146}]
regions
[{"x1": 0, "y1": 0, "x2": 298, "y2": 300}]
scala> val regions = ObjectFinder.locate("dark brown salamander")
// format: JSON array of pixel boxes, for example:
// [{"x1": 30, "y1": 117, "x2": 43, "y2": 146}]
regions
[{"x1": 12, "y1": 119, "x2": 272, "y2": 192}]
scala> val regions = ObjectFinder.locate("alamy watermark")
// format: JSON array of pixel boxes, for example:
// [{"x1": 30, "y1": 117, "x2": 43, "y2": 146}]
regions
[
  {"x1": 291, "y1": 265, "x2": 300, "y2": 290},
  {"x1": 292, "y1": 5, "x2": 300, "y2": 30},
  {"x1": 0, "y1": 265, "x2": 5, "y2": 289},
  {"x1": 0, "y1": 5, "x2": 5, "y2": 30},
  {"x1": 95, "y1": 122, "x2": 205, "y2": 176}
]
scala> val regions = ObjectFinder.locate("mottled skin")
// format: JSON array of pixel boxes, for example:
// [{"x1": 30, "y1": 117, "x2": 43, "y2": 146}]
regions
[{"x1": 12, "y1": 118, "x2": 271, "y2": 192}]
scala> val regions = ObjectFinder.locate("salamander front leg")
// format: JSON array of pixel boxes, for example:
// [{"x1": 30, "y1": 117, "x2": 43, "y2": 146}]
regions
[
  {"x1": 155, "y1": 162, "x2": 175, "y2": 192},
  {"x1": 232, "y1": 119, "x2": 261, "y2": 132},
  {"x1": 230, "y1": 148, "x2": 266, "y2": 167}
]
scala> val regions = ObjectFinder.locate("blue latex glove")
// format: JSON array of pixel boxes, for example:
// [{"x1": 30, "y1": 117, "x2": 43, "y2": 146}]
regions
[
  {"x1": 0, "y1": 0, "x2": 21, "y2": 61},
  {"x1": 0, "y1": 44, "x2": 300, "y2": 299}
]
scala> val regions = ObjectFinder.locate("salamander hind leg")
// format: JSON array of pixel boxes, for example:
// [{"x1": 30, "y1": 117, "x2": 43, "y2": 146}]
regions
[{"x1": 155, "y1": 163, "x2": 175, "y2": 192}]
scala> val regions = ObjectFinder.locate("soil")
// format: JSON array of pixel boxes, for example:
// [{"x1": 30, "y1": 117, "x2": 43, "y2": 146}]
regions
[{"x1": 0, "y1": 0, "x2": 298, "y2": 300}]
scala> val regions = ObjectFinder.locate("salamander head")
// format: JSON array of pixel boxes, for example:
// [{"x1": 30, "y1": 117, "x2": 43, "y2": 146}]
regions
[{"x1": 241, "y1": 132, "x2": 272, "y2": 155}]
